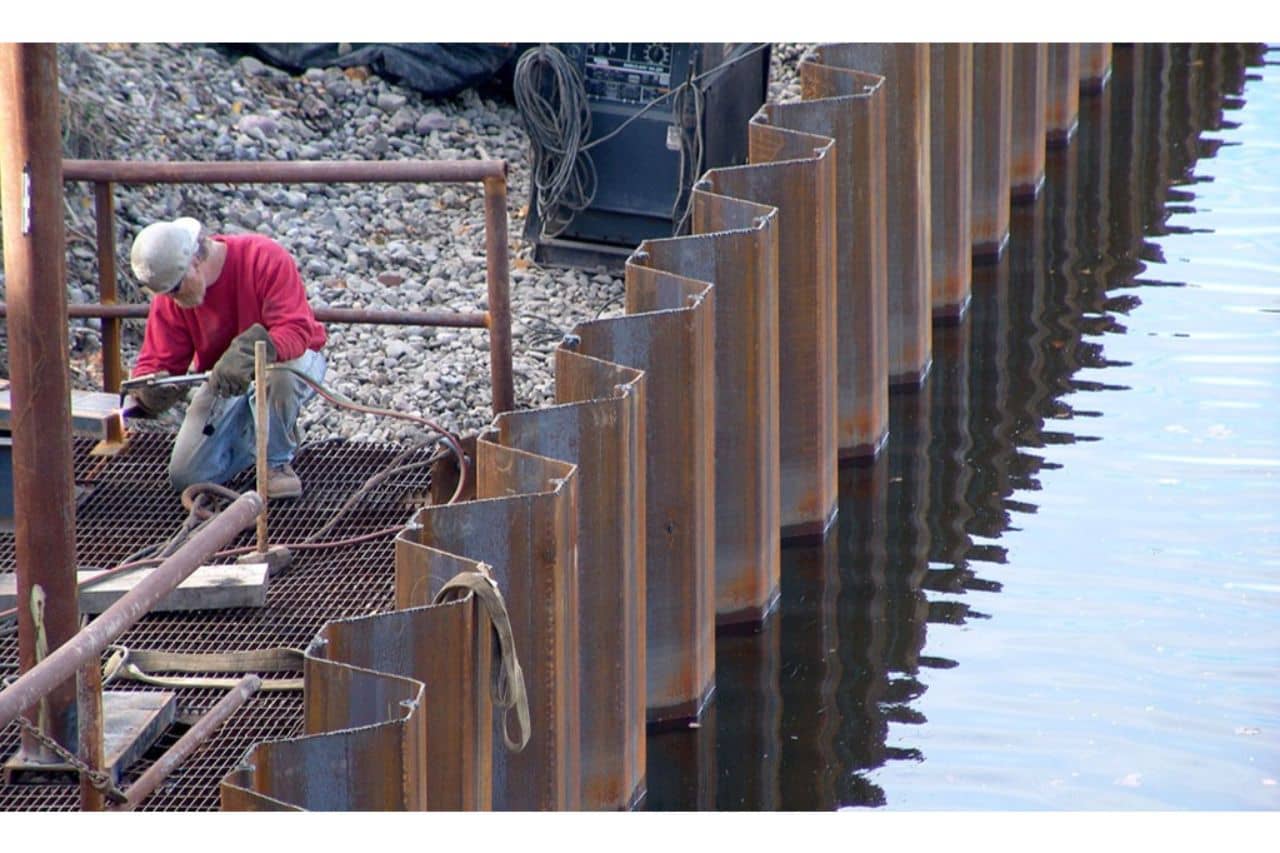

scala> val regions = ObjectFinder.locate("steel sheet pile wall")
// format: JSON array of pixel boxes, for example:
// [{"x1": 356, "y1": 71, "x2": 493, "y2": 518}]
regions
[{"x1": 203, "y1": 41, "x2": 1111, "y2": 813}]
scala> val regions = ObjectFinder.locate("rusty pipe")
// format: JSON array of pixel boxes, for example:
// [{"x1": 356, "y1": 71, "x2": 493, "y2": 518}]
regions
[
  {"x1": 77, "y1": 656, "x2": 105, "y2": 811},
  {"x1": 0, "y1": 491, "x2": 264, "y2": 731},
  {"x1": 94, "y1": 181, "x2": 123, "y2": 393},
  {"x1": 483, "y1": 176, "x2": 515, "y2": 414},
  {"x1": 0, "y1": 42, "x2": 81, "y2": 759},
  {"x1": 63, "y1": 158, "x2": 507, "y2": 185},
  {"x1": 255, "y1": 341, "x2": 269, "y2": 554},
  {"x1": 115, "y1": 675, "x2": 262, "y2": 811}
]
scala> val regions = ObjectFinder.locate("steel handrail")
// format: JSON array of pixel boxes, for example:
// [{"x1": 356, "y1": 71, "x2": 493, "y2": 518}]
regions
[{"x1": 57, "y1": 157, "x2": 515, "y2": 415}]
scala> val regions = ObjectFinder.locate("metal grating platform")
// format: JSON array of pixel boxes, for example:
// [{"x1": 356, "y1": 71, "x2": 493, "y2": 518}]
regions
[{"x1": 0, "y1": 431, "x2": 435, "y2": 810}]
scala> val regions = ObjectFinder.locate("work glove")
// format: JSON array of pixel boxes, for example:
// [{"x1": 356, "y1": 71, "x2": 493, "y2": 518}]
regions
[
  {"x1": 130, "y1": 370, "x2": 187, "y2": 416},
  {"x1": 209, "y1": 324, "x2": 277, "y2": 398}
]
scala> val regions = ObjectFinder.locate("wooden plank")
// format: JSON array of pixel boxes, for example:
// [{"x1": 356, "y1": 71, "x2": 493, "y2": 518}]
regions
[{"x1": 0, "y1": 563, "x2": 270, "y2": 614}]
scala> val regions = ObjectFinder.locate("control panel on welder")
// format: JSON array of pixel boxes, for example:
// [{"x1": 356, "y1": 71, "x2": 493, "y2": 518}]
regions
[{"x1": 562, "y1": 43, "x2": 683, "y2": 108}]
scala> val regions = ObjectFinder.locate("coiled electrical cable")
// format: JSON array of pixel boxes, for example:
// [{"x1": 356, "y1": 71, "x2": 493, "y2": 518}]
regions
[
  {"x1": 512, "y1": 43, "x2": 771, "y2": 241},
  {"x1": 513, "y1": 45, "x2": 597, "y2": 238}
]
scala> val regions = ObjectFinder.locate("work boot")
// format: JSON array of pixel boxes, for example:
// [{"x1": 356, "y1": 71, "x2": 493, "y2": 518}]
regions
[{"x1": 267, "y1": 463, "x2": 303, "y2": 499}]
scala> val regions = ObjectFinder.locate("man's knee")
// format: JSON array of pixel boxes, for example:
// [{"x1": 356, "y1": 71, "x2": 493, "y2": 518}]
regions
[{"x1": 168, "y1": 458, "x2": 205, "y2": 492}]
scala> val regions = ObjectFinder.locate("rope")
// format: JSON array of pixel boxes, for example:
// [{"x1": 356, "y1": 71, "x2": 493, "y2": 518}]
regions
[
  {"x1": 102, "y1": 644, "x2": 305, "y2": 692},
  {"x1": 433, "y1": 568, "x2": 531, "y2": 753}
]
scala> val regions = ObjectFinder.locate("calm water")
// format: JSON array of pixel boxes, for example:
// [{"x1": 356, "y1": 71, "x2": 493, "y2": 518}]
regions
[{"x1": 645, "y1": 44, "x2": 1280, "y2": 810}]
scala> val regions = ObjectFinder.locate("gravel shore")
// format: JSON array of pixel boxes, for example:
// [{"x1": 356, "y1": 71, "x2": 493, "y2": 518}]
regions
[{"x1": 2, "y1": 43, "x2": 811, "y2": 445}]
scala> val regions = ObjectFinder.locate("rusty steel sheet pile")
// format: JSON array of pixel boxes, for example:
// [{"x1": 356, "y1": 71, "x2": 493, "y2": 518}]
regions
[
  {"x1": 817, "y1": 43, "x2": 933, "y2": 387},
  {"x1": 701, "y1": 121, "x2": 838, "y2": 543},
  {"x1": 777, "y1": 55, "x2": 889, "y2": 459},
  {"x1": 492, "y1": 349, "x2": 647, "y2": 809},
  {"x1": 972, "y1": 43, "x2": 1015, "y2": 260},
  {"x1": 928, "y1": 43, "x2": 974, "y2": 320},
  {"x1": 1012, "y1": 43, "x2": 1050, "y2": 200},
  {"x1": 1046, "y1": 43, "x2": 1083, "y2": 145},
  {"x1": 572, "y1": 268, "x2": 717, "y2": 725}
]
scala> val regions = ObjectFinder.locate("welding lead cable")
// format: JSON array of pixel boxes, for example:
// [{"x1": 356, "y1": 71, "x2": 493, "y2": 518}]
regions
[{"x1": 267, "y1": 363, "x2": 470, "y2": 505}]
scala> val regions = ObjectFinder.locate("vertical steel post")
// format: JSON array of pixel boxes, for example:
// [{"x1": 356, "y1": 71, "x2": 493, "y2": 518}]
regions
[
  {"x1": 76, "y1": 657, "x2": 105, "y2": 811},
  {"x1": 483, "y1": 174, "x2": 514, "y2": 415},
  {"x1": 93, "y1": 181, "x2": 122, "y2": 393},
  {"x1": 0, "y1": 42, "x2": 80, "y2": 760},
  {"x1": 255, "y1": 340, "x2": 268, "y2": 553}
]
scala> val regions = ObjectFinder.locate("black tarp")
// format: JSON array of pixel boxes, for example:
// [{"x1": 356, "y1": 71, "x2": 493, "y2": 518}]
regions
[{"x1": 232, "y1": 43, "x2": 517, "y2": 98}]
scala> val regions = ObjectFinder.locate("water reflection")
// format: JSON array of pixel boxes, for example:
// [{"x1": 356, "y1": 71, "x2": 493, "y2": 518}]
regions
[{"x1": 644, "y1": 44, "x2": 1272, "y2": 810}]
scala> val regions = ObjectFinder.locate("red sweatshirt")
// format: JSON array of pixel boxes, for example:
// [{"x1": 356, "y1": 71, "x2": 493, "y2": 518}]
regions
[{"x1": 133, "y1": 234, "x2": 326, "y2": 378}]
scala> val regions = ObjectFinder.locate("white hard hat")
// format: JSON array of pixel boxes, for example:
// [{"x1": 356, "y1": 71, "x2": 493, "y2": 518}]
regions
[{"x1": 130, "y1": 217, "x2": 203, "y2": 294}]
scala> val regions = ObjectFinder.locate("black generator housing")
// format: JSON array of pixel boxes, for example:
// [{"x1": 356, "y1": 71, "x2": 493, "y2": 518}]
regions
[{"x1": 520, "y1": 43, "x2": 771, "y2": 269}]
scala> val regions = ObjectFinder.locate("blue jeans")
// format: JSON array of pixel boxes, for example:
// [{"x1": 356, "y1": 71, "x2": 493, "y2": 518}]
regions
[{"x1": 168, "y1": 349, "x2": 327, "y2": 491}]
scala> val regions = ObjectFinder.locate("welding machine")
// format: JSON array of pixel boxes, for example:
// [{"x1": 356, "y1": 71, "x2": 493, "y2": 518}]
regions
[{"x1": 515, "y1": 43, "x2": 771, "y2": 269}]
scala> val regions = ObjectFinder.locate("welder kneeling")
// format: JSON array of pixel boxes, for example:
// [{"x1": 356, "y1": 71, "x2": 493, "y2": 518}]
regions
[{"x1": 126, "y1": 216, "x2": 327, "y2": 500}]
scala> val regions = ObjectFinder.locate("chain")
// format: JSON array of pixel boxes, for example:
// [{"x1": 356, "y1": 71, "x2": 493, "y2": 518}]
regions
[{"x1": 14, "y1": 716, "x2": 129, "y2": 804}]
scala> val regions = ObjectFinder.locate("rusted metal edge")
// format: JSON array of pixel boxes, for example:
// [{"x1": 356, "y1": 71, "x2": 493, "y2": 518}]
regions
[
  {"x1": 220, "y1": 649, "x2": 426, "y2": 811},
  {"x1": 1080, "y1": 44, "x2": 1114, "y2": 95},
  {"x1": 1011, "y1": 43, "x2": 1049, "y2": 203},
  {"x1": 1046, "y1": 44, "x2": 1082, "y2": 148}
]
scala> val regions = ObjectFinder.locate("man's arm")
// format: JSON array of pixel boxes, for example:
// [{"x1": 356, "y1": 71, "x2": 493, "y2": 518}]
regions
[{"x1": 252, "y1": 239, "x2": 321, "y2": 361}]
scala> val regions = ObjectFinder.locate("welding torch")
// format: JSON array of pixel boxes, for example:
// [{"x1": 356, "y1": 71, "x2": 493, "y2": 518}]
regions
[{"x1": 118, "y1": 371, "x2": 210, "y2": 408}]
